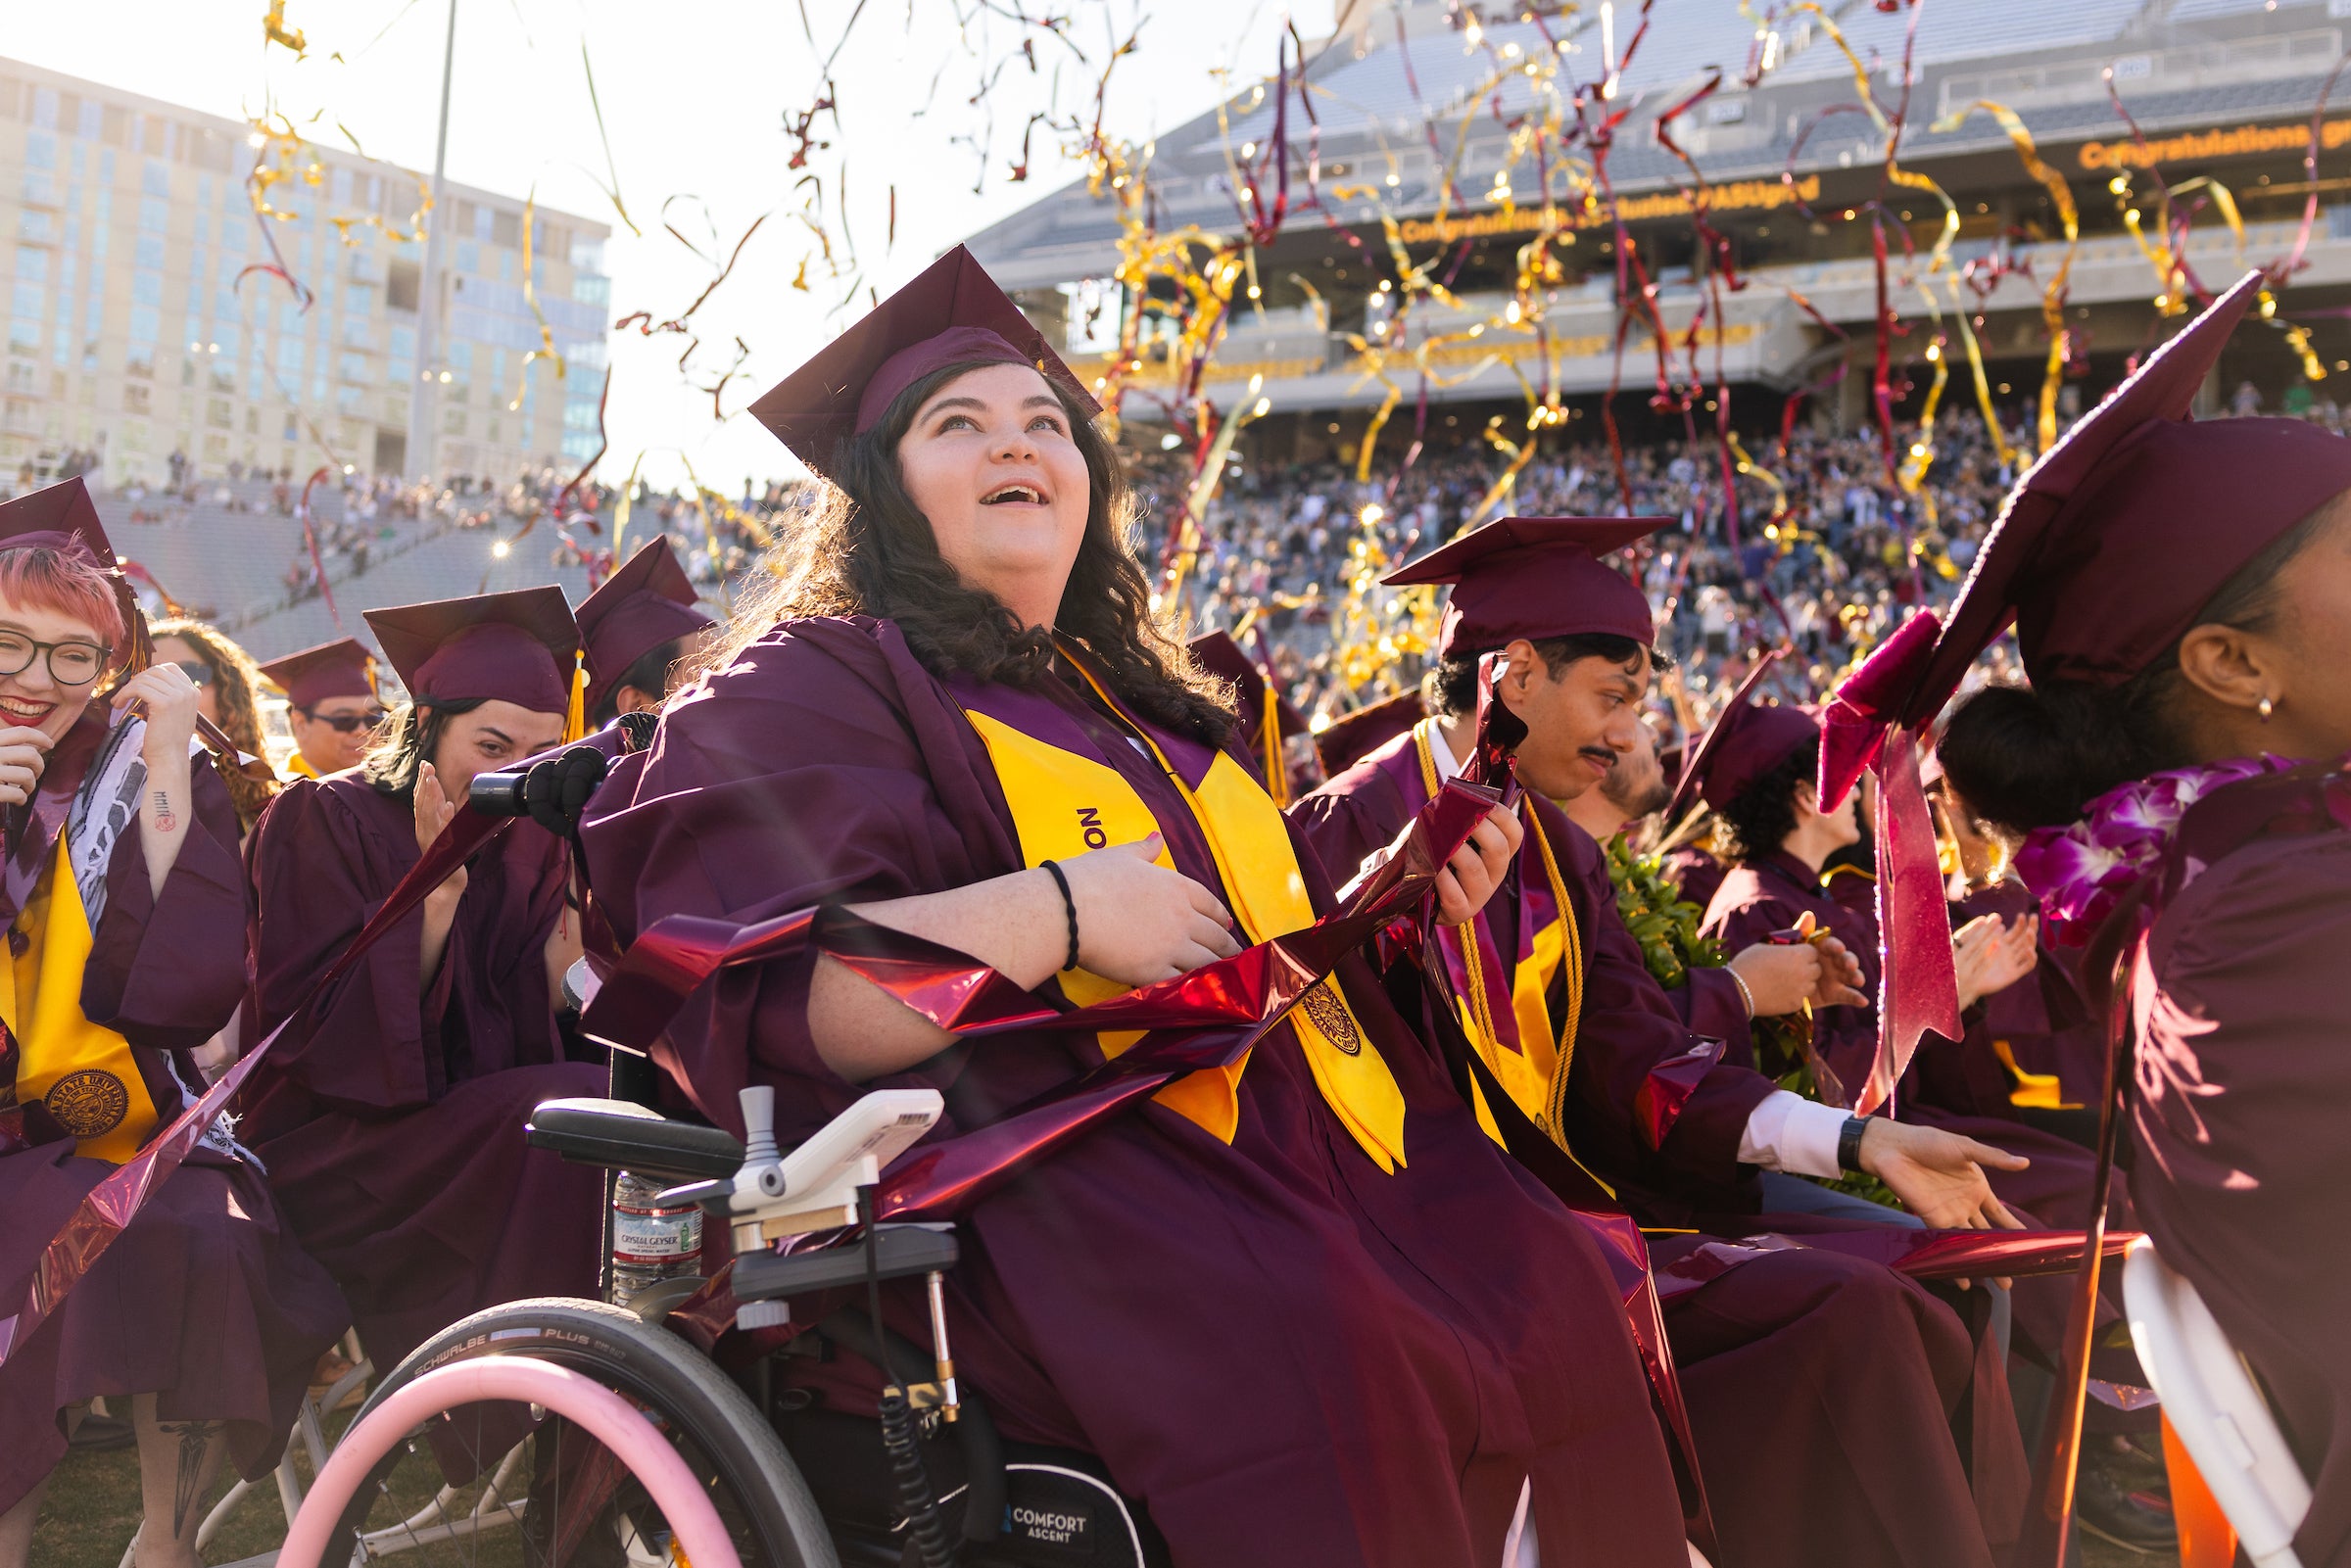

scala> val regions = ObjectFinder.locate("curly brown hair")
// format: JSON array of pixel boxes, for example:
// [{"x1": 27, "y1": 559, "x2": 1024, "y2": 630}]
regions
[
  {"x1": 716, "y1": 357, "x2": 1231, "y2": 742},
  {"x1": 150, "y1": 617, "x2": 275, "y2": 831}
]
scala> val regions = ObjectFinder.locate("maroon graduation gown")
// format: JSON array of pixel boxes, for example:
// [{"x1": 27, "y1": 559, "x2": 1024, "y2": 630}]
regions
[
  {"x1": 240, "y1": 774, "x2": 602, "y2": 1379},
  {"x1": 1293, "y1": 731, "x2": 2028, "y2": 1568},
  {"x1": 1701, "y1": 851, "x2": 2130, "y2": 1367},
  {"x1": 2133, "y1": 818, "x2": 2351, "y2": 1567},
  {"x1": 577, "y1": 615, "x2": 1692, "y2": 1568},
  {"x1": 1659, "y1": 843, "x2": 1728, "y2": 916},
  {"x1": 0, "y1": 736, "x2": 346, "y2": 1511}
]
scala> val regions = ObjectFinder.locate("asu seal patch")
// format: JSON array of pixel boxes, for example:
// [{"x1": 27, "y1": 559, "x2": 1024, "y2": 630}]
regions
[
  {"x1": 1299, "y1": 980, "x2": 1362, "y2": 1056},
  {"x1": 45, "y1": 1069, "x2": 130, "y2": 1139}
]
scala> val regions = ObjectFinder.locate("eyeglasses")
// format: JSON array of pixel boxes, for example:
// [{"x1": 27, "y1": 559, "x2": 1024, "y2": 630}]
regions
[
  {"x1": 171, "y1": 660, "x2": 216, "y2": 688},
  {"x1": 0, "y1": 630, "x2": 112, "y2": 687},
  {"x1": 299, "y1": 707, "x2": 390, "y2": 734}
]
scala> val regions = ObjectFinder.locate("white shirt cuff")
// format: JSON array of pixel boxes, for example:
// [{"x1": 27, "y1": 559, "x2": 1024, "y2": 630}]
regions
[{"x1": 1737, "y1": 1090, "x2": 1849, "y2": 1180}]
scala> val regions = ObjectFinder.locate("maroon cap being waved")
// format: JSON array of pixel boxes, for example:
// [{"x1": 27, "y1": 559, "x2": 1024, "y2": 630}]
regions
[
  {"x1": 1381, "y1": 515, "x2": 1667, "y2": 658},
  {"x1": 260, "y1": 638, "x2": 377, "y2": 710},
  {"x1": 747, "y1": 245, "x2": 1100, "y2": 477},
  {"x1": 1907, "y1": 269, "x2": 2351, "y2": 720},
  {"x1": 364, "y1": 586, "x2": 582, "y2": 716},
  {"x1": 576, "y1": 537, "x2": 715, "y2": 713},
  {"x1": 1667, "y1": 652, "x2": 1821, "y2": 820}
]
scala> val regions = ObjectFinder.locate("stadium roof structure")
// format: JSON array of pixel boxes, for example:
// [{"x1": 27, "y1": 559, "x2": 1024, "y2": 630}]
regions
[
  {"x1": 972, "y1": 0, "x2": 2345, "y2": 292},
  {"x1": 949, "y1": 0, "x2": 2351, "y2": 430}
]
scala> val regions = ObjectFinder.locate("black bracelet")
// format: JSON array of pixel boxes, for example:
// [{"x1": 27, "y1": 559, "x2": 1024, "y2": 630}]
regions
[
  {"x1": 1039, "y1": 859, "x2": 1080, "y2": 973},
  {"x1": 1837, "y1": 1114, "x2": 1873, "y2": 1175}
]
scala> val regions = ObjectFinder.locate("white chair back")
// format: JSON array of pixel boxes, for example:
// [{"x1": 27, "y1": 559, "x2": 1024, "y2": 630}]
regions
[{"x1": 2122, "y1": 1236, "x2": 2313, "y2": 1568}]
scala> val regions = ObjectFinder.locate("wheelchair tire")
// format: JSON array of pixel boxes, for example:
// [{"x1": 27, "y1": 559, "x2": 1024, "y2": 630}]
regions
[{"x1": 327, "y1": 1295, "x2": 838, "y2": 1568}]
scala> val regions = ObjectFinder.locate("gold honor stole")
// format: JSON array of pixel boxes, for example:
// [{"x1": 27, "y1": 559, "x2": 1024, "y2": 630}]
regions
[
  {"x1": 285, "y1": 751, "x2": 320, "y2": 782},
  {"x1": 1408, "y1": 721, "x2": 1595, "y2": 1165},
  {"x1": 953, "y1": 656, "x2": 1409, "y2": 1171},
  {"x1": 2, "y1": 832, "x2": 160, "y2": 1163}
]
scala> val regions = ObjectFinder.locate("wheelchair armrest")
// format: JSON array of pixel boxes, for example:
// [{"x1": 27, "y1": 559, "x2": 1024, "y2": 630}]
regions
[
  {"x1": 733, "y1": 1223, "x2": 960, "y2": 1304},
  {"x1": 526, "y1": 1097, "x2": 744, "y2": 1182}
]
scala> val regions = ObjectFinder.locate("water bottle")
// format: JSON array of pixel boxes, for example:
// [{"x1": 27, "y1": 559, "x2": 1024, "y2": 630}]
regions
[{"x1": 608, "y1": 1171, "x2": 703, "y2": 1307}]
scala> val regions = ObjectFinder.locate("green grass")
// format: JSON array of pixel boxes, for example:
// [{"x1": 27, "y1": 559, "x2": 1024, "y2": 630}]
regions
[
  {"x1": 27, "y1": 1406, "x2": 2179, "y2": 1568},
  {"x1": 30, "y1": 1407, "x2": 533, "y2": 1568}
]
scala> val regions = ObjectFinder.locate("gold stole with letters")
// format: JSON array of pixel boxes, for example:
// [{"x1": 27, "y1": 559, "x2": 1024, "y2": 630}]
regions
[{"x1": 956, "y1": 657, "x2": 1410, "y2": 1171}]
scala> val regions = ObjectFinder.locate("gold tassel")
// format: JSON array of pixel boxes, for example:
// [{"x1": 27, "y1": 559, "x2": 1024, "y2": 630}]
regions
[
  {"x1": 562, "y1": 649, "x2": 588, "y2": 743},
  {"x1": 1260, "y1": 683, "x2": 1288, "y2": 808}
]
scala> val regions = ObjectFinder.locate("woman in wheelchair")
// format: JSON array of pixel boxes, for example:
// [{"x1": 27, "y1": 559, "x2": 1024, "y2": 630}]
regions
[
  {"x1": 0, "y1": 481, "x2": 345, "y2": 1568},
  {"x1": 577, "y1": 247, "x2": 1701, "y2": 1566},
  {"x1": 240, "y1": 588, "x2": 608, "y2": 1386},
  {"x1": 1926, "y1": 273, "x2": 2351, "y2": 1568}
]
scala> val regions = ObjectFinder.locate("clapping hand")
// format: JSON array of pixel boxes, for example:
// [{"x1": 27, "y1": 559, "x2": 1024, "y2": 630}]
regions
[{"x1": 1952, "y1": 913, "x2": 2038, "y2": 1011}]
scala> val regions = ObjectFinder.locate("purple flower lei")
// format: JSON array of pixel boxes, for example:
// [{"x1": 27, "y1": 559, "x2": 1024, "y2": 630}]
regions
[{"x1": 2014, "y1": 755, "x2": 2298, "y2": 946}]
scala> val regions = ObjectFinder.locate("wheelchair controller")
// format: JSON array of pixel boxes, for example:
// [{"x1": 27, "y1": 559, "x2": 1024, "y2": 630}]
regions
[{"x1": 661, "y1": 1086, "x2": 963, "y2": 1419}]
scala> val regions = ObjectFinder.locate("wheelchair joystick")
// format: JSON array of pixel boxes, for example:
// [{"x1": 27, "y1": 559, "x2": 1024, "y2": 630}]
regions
[{"x1": 738, "y1": 1085, "x2": 788, "y2": 1199}]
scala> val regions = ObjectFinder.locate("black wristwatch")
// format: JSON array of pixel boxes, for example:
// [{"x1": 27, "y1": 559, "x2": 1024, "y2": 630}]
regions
[{"x1": 1837, "y1": 1115, "x2": 1873, "y2": 1175}]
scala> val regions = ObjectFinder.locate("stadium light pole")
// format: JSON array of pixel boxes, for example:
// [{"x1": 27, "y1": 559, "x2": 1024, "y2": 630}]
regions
[{"x1": 405, "y1": 0, "x2": 458, "y2": 481}]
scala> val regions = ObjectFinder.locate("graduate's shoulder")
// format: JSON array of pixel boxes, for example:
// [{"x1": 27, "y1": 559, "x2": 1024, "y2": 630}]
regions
[
  {"x1": 1527, "y1": 791, "x2": 1607, "y2": 882},
  {"x1": 1292, "y1": 727, "x2": 1419, "y2": 829},
  {"x1": 257, "y1": 771, "x2": 405, "y2": 831},
  {"x1": 2160, "y1": 820, "x2": 2351, "y2": 980},
  {"x1": 684, "y1": 614, "x2": 933, "y2": 713},
  {"x1": 250, "y1": 772, "x2": 411, "y2": 871},
  {"x1": 1698, "y1": 859, "x2": 1786, "y2": 934},
  {"x1": 648, "y1": 612, "x2": 955, "y2": 781}
]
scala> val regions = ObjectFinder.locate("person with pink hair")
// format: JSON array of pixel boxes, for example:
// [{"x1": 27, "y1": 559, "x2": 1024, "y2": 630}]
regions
[{"x1": 0, "y1": 480, "x2": 344, "y2": 1568}]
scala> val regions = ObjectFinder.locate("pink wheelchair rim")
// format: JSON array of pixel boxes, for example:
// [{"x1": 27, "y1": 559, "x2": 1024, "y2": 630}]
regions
[{"x1": 278, "y1": 1354, "x2": 746, "y2": 1568}]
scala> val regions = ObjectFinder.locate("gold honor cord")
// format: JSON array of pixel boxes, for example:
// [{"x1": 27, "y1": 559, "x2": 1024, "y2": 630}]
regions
[{"x1": 1411, "y1": 721, "x2": 1592, "y2": 1169}]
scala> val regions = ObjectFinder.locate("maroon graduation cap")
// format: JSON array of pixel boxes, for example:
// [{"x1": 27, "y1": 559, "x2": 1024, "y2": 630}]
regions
[
  {"x1": 576, "y1": 537, "x2": 714, "y2": 713},
  {"x1": 1314, "y1": 689, "x2": 1424, "y2": 779},
  {"x1": 1903, "y1": 269, "x2": 2351, "y2": 720},
  {"x1": 260, "y1": 637, "x2": 378, "y2": 711},
  {"x1": 1380, "y1": 515, "x2": 1669, "y2": 658},
  {"x1": 363, "y1": 586, "x2": 584, "y2": 727},
  {"x1": 748, "y1": 245, "x2": 1100, "y2": 478},
  {"x1": 0, "y1": 477, "x2": 146, "y2": 668},
  {"x1": 1665, "y1": 652, "x2": 1819, "y2": 820}
]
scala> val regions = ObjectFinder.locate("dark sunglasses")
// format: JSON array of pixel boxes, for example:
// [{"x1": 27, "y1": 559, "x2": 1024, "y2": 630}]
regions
[
  {"x1": 170, "y1": 660, "x2": 215, "y2": 687},
  {"x1": 299, "y1": 706, "x2": 390, "y2": 734}
]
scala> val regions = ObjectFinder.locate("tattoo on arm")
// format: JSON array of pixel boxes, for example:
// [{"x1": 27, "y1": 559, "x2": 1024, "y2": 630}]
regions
[
  {"x1": 150, "y1": 788, "x2": 176, "y2": 833},
  {"x1": 159, "y1": 1418, "x2": 220, "y2": 1536}
]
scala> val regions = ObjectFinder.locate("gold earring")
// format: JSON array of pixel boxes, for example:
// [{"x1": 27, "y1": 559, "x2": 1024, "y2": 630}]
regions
[{"x1": 2259, "y1": 694, "x2": 2276, "y2": 723}]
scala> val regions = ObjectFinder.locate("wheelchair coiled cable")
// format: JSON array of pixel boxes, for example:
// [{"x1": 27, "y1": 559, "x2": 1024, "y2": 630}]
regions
[
  {"x1": 861, "y1": 1184, "x2": 957, "y2": 1568},
  {"x1": 879, "y1": 1384, "x2": 956, "y2": 1568}
]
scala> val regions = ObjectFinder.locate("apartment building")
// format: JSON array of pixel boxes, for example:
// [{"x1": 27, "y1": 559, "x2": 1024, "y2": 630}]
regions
[{"x1": 0, "y1": 55, "x2": 610, "y2": 484}]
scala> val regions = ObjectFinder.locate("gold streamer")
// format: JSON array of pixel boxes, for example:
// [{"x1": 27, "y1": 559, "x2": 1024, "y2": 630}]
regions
[
  {"x1": 505, "y1": 190, "x2": 568, "y2": 412},
  {"x1": 1928, "y1": 101, "x2": 2078, "y2": 451}
]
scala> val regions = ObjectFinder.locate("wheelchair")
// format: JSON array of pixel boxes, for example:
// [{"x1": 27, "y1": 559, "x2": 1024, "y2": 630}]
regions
[
  {"x1": 277, "y1": 1066, "x2": 1174, "y2": 1568},
  {"x1": 276, "y1": 740, "x2": 1190, "y2": 1566}
]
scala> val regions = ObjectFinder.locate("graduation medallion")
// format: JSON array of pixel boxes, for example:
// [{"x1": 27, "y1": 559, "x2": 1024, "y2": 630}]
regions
[
  {"x1": 44, "y1": 1068, "x2": 129, "y2": 1139},
  {"x1": 1300, "y1": 980, "x2": 1362, "y2": 1056}
]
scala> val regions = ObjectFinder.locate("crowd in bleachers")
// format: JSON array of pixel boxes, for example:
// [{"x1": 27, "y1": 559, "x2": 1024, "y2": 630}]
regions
[
  {"x1": 1071, "y1": 380, "x2": 2351, "y2": 728},
  {"x1": 15, "y1": 372, "x2": 2351, "y2": 715}
]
